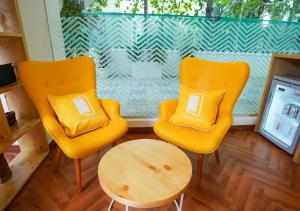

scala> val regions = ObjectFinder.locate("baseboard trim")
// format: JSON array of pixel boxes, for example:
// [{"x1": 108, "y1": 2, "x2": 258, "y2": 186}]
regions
[
  {"x1": 125, "y1": 116, "x2": 257, "y2": 128},
  {"x1": 127, "y1": 125, "x2": 255, "y2": 134}
]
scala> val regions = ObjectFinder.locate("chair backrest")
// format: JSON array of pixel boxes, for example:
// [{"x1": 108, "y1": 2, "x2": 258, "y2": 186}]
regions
[
  {"x1": 19, "y1": 56, "x2": 96, "y2": 117},
  {"x1": 180, "y1": 57, "x2": 250, "y2": 115}
]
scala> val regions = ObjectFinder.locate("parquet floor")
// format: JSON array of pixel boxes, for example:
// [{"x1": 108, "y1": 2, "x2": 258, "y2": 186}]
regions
[{"x1": 6, "y1": 128, "x2": 300, "y2": 211}]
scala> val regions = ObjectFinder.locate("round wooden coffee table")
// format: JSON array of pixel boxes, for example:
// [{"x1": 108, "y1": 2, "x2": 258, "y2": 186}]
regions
[{"x1": 98, "y1": 139, "x2": 192, "y2": 211}]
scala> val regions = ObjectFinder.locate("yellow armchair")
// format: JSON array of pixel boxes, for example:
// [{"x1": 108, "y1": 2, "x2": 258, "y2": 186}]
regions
[
  {"x1": 154, "y1": 57, "x2": 249, "y2": 184},
  {"x1": 19, "y1": 56, "x2": 128, "y2": 191}
]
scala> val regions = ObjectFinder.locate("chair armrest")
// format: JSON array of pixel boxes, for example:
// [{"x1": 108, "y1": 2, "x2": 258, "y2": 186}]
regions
[
  {"x1": 99, "y1": 99, "x2": 122, "y2": 120},
  {"x1": 159, "y1": 99, "x2": 178, "y2": 120},
  {"x1": 42, "y1": 114, "x2": 69, "y2": 146}
]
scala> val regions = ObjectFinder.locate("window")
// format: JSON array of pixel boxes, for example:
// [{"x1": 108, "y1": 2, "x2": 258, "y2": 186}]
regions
[{"x1": 54, "y1": 0, "x2": 300, "y2": 117}]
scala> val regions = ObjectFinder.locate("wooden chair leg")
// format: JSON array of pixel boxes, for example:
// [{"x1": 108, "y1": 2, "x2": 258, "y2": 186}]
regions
[
  {"x1": 74, "y1": 158, "x2": 81, "y2": 192},
  {"x1": 54, "y1": 147, "x2": 62, "y2": 171},
  {"x1": 198, "y1": 154, "x2": 204, "y2": 185},
  {"x1": 214, "y1": 149, "x2": 220, "y2": 164}
]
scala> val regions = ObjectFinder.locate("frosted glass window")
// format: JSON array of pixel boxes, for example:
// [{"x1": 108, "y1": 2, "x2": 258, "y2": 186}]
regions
[{"x1": 55, "y1": 14, "x2": 300, "y2": 117}]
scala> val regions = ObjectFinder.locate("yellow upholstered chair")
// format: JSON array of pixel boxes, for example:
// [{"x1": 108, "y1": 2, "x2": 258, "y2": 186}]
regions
[
  {"x1": 154, "y1": 57, "x2": 249, "y2": 184},
  {"x1": 19, "y1": 56, "x2": 128, "y2": 191}
]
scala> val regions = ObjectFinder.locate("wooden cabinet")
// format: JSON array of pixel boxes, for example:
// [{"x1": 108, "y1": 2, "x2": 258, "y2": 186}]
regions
[
  {"x1": 255, "y1": 54, "x2": 300, "y2": 164},
  {"x1": 0, "y1": 0, "x2": 49, "y2": 209}
]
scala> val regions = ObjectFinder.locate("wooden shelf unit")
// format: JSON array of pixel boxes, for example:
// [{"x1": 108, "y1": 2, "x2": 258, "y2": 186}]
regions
[
  {"x1": 0, "y1": 0, "x2": 49, "y2": 210},
  {"x1": 11, "y1": 118, "x2": 41, "y2": 144},
  {"x1": 0, "y1": 32, "x2": 22, "y2": 37},
  {"x1": 255, "y1": 54, "x2": 300, "y2": 164},
  {"x1": 0, "y1": 150, "x2": 48, "y2": 210},
  {"x1": 0, "y1": 82, "x2": 22, "y2": 94}
]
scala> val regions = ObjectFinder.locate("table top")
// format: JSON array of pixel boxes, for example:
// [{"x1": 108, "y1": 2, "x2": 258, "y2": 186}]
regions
[{"x1": 98, "y1": 139, "x2": 192, "y2": 208}]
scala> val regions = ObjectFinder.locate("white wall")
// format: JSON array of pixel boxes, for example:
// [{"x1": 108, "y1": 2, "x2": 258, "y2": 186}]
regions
[
  {"x1": 17, "y1": 0, "x2": 54, "y2": 143},
  {"x1": 17, "y1": 0, "x2": 53, "y2": 61},
  {"x1": 45, "y1": 0, "x2": 66, "y2": 61}
]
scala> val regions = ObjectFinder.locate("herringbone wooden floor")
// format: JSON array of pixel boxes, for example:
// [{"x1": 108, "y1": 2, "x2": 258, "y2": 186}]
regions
[{"x1": 6, "y1": 128, "x2": 300, "y2": 211}]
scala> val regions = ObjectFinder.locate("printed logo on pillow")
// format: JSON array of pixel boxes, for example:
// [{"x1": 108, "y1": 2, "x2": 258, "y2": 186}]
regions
[
  {"x1": 73, "y1": 95, "x2": 95, "y2": 116},
  {"x1": 186, "y1": 93, "x2": 204, "y2": 117}
]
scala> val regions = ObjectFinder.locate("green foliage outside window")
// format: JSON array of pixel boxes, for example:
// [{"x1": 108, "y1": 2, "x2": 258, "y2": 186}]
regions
[
  {"x1": 89, "y1": 0, "x2": 108, "y2": 12},
  {"x1": 60, "y1": 0, "x2": 82, "y2": 17},
  {"x1": 61, "y1": 0, "x2": 300, "y2": 21}
]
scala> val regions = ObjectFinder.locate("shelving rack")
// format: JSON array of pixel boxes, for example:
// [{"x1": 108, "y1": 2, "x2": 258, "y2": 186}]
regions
[
  {"x1": 0, "y1": 32, "x2": 22, "y2": 37},
  {"x1": 0, "y1": 0, "x2": 49, "y2": 209}
]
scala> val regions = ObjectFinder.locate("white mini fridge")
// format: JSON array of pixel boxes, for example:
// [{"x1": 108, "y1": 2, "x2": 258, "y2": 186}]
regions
[{"x1": 259, "y1": 76, "x2": 300, "y2": 154}]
